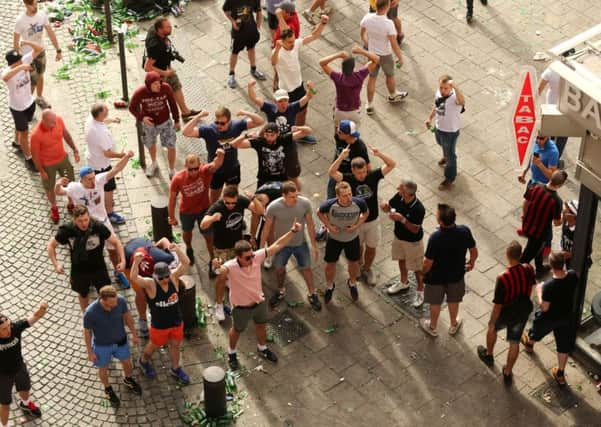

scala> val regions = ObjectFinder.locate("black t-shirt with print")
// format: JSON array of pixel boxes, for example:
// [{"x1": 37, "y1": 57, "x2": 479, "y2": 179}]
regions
[
  {"x1": 223, "y1": 0, "x2": 259, "y2": 37},
  {"x1": 388, "y1": 194, "x2": 425, "y2": 242},
  {"x1": 0, "y1": 319, "x2": 30, "y2": 375},
  {"x1": 250, "y1": 133, "x2": 295, "y2": 183},
  {"x1": 334, "y1": 134, "x2": 370, "y2": 174},
  {"x1": 343, "y1": 168, "x2": 384, "y2": 222},
  {"x1": 207, "y1": 196, "x2": 251, "y2": 249},
  {"x1": 145, "y1": 28, "x2": 173, "y2": 70},
  {"x1": 54, "y1": 220, "x2": 112, "y2": 275}
]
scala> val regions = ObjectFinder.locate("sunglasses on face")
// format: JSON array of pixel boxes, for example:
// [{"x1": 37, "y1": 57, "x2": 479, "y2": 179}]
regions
[
  {"x1": 215, "y1": 120, "x2": 228, "y2": 126},
  {"x1": 157, "y1": 275, "x2": 170, "y2": 281},
  {"x1": 536, "y1": 136, "x2": 546, "y2": 141},
  {"x1": 187, "y1": 167, "x2": 200, "y2": 172}
]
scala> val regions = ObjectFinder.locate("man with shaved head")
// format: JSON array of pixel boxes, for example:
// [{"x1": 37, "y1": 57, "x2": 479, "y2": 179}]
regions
[{"x1": 30, "y1": 108, "x2": 79, "y2": 223}]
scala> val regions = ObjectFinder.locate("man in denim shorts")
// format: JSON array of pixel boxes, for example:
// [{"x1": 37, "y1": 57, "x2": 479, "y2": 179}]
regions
[{"x1": 477, "y1": 241, "x2": 535, "y2": 385}]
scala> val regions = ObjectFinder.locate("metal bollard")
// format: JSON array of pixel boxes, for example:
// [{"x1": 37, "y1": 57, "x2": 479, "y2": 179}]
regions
[
  {"x1": 117, "y1": 29, "x2": 129, "y2": 102},
  {"x1": 151, "y1": 196, "x2": 173, "y2": 242},
  {"x1": 103, "y1": 0, "x2": 114, "y2": 43},
  {"x1": 203, "y1": 366, "x2": 227, "y2": 418},
  {"x1": 136, "y1": 121, "x2": 146, "y2": 169}
]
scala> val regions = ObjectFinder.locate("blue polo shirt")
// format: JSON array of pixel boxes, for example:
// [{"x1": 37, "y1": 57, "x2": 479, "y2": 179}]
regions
[
  {"x1": 83, "y1": 295, "x2": 129, "y2": 346},
  {"x1": 530, "y1": 139, "x2": 559, "y2": 184}
]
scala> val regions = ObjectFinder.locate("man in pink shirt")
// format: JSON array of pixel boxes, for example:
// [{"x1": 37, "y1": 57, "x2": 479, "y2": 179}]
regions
[{"x1": 213, "y1": 220, "x2": 302, "y2": 370}]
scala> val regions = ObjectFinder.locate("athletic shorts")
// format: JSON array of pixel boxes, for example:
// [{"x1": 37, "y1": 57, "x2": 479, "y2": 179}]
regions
[
  {"x1": 273, "y1": 242, "x2": 311, "y2": 269},
  {"x1": 232, "y1": 300, "x2": 269, "y2": 332},
  {"x1": 528, "y1": 311, "x2": 576, "y2": 354},
  {"x1": 324, "y1": 236, "x2": 361, "y2": 263},
  {"x1": 10, "y1": 101, "x2": 36, "y2": 132},
  {"x1": 359, "y1": 220, "x2": 380, "y2": 248},
  {"x1": 369, "y1": 54, "x2": 395, "y2": 78},
  {"x1": 94, "y1": 165, "x2": 116, "y2": 192},
  {"x1": 231, "y1": 30, "x2": 260, "y2": 54},
  {"x1": 180, "y1": 209, "x2": 210, "y2": 233},
  {"x1": 149, "y1": 323, "x2": 184, "y2": 347},
  {"x1": 142, "y1": 119, "x2": 176, "y2": 149},
  {"x1": 424, "y1": 278, "x2": 466, "y2": 305},
  {"x1": 29, "y1": 51, "x2": 47, "y2": 87},
  {"x1": 210, "y1": 165, "x2": 241, "y2": 190},
  {"x1": 42, "y1": 156, "x2": 75, "y2": 191},
  {"x1": 0, "y1": 364, "x2": 31, "y2": 405},
  {"x1": 70, "y1": 268, "x2": 111, "y2": 297},
  {"x1": 92, "y1": 341, "x2": 130, "y2": 368},
  {"x1": 391, "y1": 238, "x2": 424, "y2": 271},
  {"x1": 164, "y1": 72, "x2": 182, "y2": 92},
  {"x1": 288, "y1": 83, "x2": 308, "y2": 111}
]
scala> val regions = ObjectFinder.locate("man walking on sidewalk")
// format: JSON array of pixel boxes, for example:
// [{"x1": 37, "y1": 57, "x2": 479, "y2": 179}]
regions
[
  {"x1": 83, "y1": 285, "x2": 142, "y2": 407},
  {"x1": 420, "y1": 204, "x2": 477, "y2": 337},
  {"x1": 477, "y1": 241, "x2": 535, "y2": 385}
]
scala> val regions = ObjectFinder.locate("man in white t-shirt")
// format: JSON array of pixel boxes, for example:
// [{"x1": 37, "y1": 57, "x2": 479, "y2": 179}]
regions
[
  {"x1": 2, "y1": 41, "x2": 43, "y2": 172},
  {"x1": 54, "y1": 152, "x2": 134, "y2": 289},
  {"x1": 360, "y1": 0, "x2": 407, "y2": 115},
  {"x1": 13, "y1": 0, "x2": 62, "y2": 109},
  {"x1": 272, "y1": 15, "x2": 328, "y2": 141},
  {"x1": 85, "y1": 102, "x2": 127, "y2": 225},
  {"x1": 538, "y1": 62, "x2": 567, "y2": 158},
  {"x1": 425, "y1": 74, "x2": 465, "y2": 191}
]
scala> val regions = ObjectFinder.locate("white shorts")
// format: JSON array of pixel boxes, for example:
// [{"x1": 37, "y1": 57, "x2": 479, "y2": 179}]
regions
[
  {"x1": 391, "y1": 238, "x2": 424, "y2": 272},
  {"x1": 359, "y1": 220, "x2": 380, "y2": 249}
]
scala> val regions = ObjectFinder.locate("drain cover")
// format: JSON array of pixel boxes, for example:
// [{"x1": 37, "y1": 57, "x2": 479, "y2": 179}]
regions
[
  {"x1": 267, "y1": 310, "x2": 308, "y2": 346},
  {"x1": 378, "y1": 276, "x2": 428, "y2": 319},
  {"x1": 531, "y1": 381, "x2": 579, "y2": 414}
]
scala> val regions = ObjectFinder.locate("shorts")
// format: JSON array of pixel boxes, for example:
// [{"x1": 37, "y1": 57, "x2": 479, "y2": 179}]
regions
[
  {"x1": 324, "y1": 236, "x2": 361, "y2": 263},
  {"x1": 232, "y1": 300, "x2": 269, "y2": 332},
  {"x1": 288, "y1": 83, "x2": 308, "y2": 111},
  {"x1": 214, "y1": 247, "x2": 236, "y2": 262},
  {"x1": 94, "y1": 165, "x2": 116, "y2": 192},
  {"x1": 180, "y1": 209, "x2": 211, "y2": 233},
  {"x1": 231, "y1": 30, "x2": 260, "y2": 54},
  {"x1": 29, "y1": 51, "x2": 47, "y2": 87},
  {"x1": 142, "y1": 119, "x2": 176, "y2": 149},
  {"x1": 359, "y1": 220, "x2": 380, "y2": 248},
  {"x1": 273, "y1": 242, "x2": 311, "y2": 269},
  {"x1": 210, "y1": 165, "x2": 241, "y2": 190},
  {"x1": 424, "y1": 278, "x2": 465, "y2": 305},
  {"x1": 10, "y1": 101, "x2": 36, "y2": 132},
  {"x1": 369, "y1": 54, "x2": 395, "y2": 78},
  {"x1": 369, "y1": 4, "x2": 398, "y2": 18},
  {"x1": 391, "y1": 238, "x2": 424, "y2": 271},
  {"x1": 333, "y1": 107, "x2": 361, "y2": 126},
  {"x1": 149, "y1": 323, "x2": 184, "y2": 347},
  {"x1": 267, "y1": 12, "x2": 278, "y2": 30},
  {"x1": 92, "y1": 341, "x2": 131, "y2": 368},
  {"x1": 528, "y1": 311, "x2": 576, "y2": 354},
  {"x1": 163, "y1": 72, "x2": 182, "y2": 92},
  {"x1": 70, "y1": 268, "x2": 111, "y2": 298},
  {"x1": 42, "y1": 156, "x2": 75, "y2": 192},
  {"x1": 0, "y1": 364, "x2": 31, "y2": 405},
  {"x1": 495, "y1": 317, "x2": 527, "y2": 344}
]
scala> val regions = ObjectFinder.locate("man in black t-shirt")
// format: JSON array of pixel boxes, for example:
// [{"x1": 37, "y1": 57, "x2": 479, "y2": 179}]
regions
[
  {"x1": 329, "y1": 145, "x2": 395, "y2": 285},
  {"x1": 420, "y1": 204, "x2": 478, "y2": 337},
  {"x1": 201, "y1": 185, "x2": 264, "y2": 321},
  {"x1": 381, "y1": 180, "x2": 426, "y2": 307},
  {"x1": 47, "y1": 205, "x2": 126, "y2": 311},
  {"x1": 522, "y1": 252, "x2": 578, "y2": 387},
  {"x1": 144, "y1": 17, "x2": 199, "y2": 119},
  {"x1": 0, "y1": 302, "x2": 48, "y2": 424},
  {"x1": 223, "y1": 0, "x2": 266, "y2": 88}
]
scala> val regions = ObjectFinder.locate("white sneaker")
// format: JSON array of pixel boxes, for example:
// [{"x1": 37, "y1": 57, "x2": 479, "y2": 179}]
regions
[
  {"x1": 386, "y1": 281, "x2": 410, "y2": 294},
  {"x1": 145, "y1": 162, "x2": 158, "y2": 178},
  {"x1": 366, "y1": 103, "x2": 374, "y2": 115},
  {"x1": 387, "y1": 91, "x2": 409, "y2": 103},
  {"x1": 263, "y1": 256, "x2": 273, "y2": 269},
  {"x1": 448, "y1": 318, "x2": 463, "y2": 336},
  {"x1": 419, "y1": 318, "x2": 438, "y2": 337},
  {"x1": 363, "y1": 269, "x2": 376, "y2": 286},
  {"x1": 412, "y1": 291, "x2": 424, "y2": 308},
  {"x1": 214, "y1": 304, "x2": 225, "y2": 322}
]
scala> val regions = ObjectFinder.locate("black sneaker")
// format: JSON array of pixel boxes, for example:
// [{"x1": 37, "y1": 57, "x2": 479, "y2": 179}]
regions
[
  {"x1": 123, "y1": 377, "x2": 142, "y2": 395},
  {"x1": 25, "y1": 158, "x2": 38, "y2": 172},
  {"x1": 477, "y1": 345, "x2": 494, "y2": 367},
  {"x1": 208, "y1": 260, "x2": 218, "y2": 279},
  {"x1": 269, "y1": 291, "x2": 285, "y2": 308},
  {"x1": 308, "y1": 293, "x2": 322, "y2": 311},
  {"x1": 12, "y1": 140, "x2": 21, "y2": 150},
  {"x1": 105, "y1": 386, "x2": 121, "y2": 407},
  {"x1": 466, "y1": 12, "x2": 473, "y2": 23},
  {"x1": 348, "y1": 280, "x2": 359, "y2": 302},
  {"x1": 228, "y1": 353, "x2": 240, "y2": 371},
  {"x1": 502, "y1": 366, "x2": 513, "y2": 386},
  {"x1": 324, "y1": 285, "x2": 335, "y2": 304},
  {"x1": 186, "y1": 247, "x2": 195, "y2": 266},
  {"x1": 258, "y1": 347, "x2": 278, "y2": 363},
  {"x1": 19, "y1": 400, "x2": 41, "y2": 417}
]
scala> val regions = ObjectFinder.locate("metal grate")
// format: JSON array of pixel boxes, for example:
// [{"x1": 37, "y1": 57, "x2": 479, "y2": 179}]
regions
[
  {"x1": 531, "y1": 381, "x2": 580, "y2": 414},
  {"x1": 378, "y1": 276, "x2": 428, "y2": 320},
  {"x1": 267, "y1": 310, "x2": 309, "y2": 346}
]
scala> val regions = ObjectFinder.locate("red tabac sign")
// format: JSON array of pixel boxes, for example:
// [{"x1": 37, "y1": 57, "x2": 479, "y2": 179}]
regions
[{"x1": 511, "y1": 68, "x2": 537, "y2": 168}]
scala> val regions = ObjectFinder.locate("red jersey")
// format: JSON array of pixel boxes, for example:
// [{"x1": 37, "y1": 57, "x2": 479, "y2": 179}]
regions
[
  {"x1": 273, "y1": 14, "x2": 300, "y2": 46},
  {"x1": 169, "y1": 164, "x2": 213, "y2": 214}
]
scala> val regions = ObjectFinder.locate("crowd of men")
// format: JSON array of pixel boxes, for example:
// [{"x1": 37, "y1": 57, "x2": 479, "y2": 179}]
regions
[{"x1": 0, "y1": 0, "x2": 584, "y2": 424}]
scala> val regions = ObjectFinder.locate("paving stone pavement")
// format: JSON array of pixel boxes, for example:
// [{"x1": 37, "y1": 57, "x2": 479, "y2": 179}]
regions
[{"x1": 1, "y1": 0, "x2": 601, "y2": 426}]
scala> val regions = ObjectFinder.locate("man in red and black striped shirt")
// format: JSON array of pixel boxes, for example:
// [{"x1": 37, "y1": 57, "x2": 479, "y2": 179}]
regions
[
  {"x1": 519, "y1": 170, "x2": 567, "y2": 276},
  {"x1": 477, "y1": 241, "x2": 535, "y2": 385}
]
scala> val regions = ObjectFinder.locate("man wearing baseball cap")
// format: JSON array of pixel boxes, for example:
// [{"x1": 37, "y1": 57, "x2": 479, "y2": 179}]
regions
[{"x1": 131, "y1": 245, "x2": 191, "y2": 384}]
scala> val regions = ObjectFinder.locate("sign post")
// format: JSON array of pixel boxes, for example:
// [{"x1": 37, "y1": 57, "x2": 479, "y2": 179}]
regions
[{"x1": 510, "y1": 67, "x2": 538, "y2": 169}]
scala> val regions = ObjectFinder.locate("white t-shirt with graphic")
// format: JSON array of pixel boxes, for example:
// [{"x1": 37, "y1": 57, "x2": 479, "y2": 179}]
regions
[
  {"x1": 434, "y1": 89, "x2": 462, "y2": 133},
  {"x1": 85, "y1": 115, "x2": 115, "y2": 170},
  {"x1": 3, "y1": 52, "x2": 34, "y2": 111},
  {"x1": 276, "y1": 39, "x2": 303, "y2": 92},
  {"x1": 65, "y1": 173, "x2": 110, "y2": 222},
  {"x1": 14, "y1": 11, "x2": 49, "y2": 53}
]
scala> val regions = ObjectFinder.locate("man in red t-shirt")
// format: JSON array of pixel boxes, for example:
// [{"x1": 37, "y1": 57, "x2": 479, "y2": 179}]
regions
[
  {"x1": 273, "y1": 1, "x2": 300, "y2": 45},
  {"x1": 168, "y1": 150, "x2": 225, "y2": 272},
  {"x1": 30, "y1": 109, "x2": 79, "y2": 223}
]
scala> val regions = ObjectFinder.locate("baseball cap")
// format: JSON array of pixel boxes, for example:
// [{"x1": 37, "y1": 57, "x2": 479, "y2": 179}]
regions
[
  {"x1": 153, "y1": 262, "x2": 170, "y2": 280},
  {"x1": 276, "y1": 0, "x2": 296, "y2": 12},
  {"x1": 79, "y1": 166, "x2": 94, "y2": 178},
  {"x1": 274, "y1": 89, "x2": 289, "y2": 101},
  {"x1": 5, "y1": 50, "x2": 22, "y2": 66},
  {"x1": 339, "y1": 120, "x2": 360, "y2": 138},
  {"x1": 567, "y1": 200, "x2": 578, "y2": 215}
]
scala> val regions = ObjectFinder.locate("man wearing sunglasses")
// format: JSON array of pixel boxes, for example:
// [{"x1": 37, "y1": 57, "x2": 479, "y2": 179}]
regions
[
  {"x1": 213, "y1": 221, "x2": 302, "y2": 370},
  {"x1": 168, "y1": 151, "x2": 225, "y2": 273},
  {"x1": 182, "y1": 107, "x2": 264, "y2": 203},
  {"x1": 131, "y1": 243, "x2": 191, "y2": 384},
  {"x1": 201, "y1": 185, "x2": 264, "y2": 321},
  {"x1": 517, "y1": 134, "x2": 559, "y2": 187}
]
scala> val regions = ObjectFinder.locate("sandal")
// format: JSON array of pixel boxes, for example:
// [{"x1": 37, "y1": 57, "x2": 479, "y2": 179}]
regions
[{"x1": 521, "y1": 332, "x2": 534, "y2": 354}]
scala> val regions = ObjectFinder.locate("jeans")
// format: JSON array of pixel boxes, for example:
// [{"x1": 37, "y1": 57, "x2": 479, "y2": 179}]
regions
[{"x1": 435, "y1": 129, "x2": 459, "y2": 182}]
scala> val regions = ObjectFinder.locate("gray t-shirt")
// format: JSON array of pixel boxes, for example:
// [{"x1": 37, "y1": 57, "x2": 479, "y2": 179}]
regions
[
  {"x1": 265, "y1": 196, "x2": 312, "y2": 246},
  {"x1": 319, "y1": 197, "x2": 368, "y2": 242}
]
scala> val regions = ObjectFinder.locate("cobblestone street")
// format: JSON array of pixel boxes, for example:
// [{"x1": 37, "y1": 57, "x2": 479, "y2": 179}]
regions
[{"x1": 1, "y1": 0, "x2": 601, "y2": 425}]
